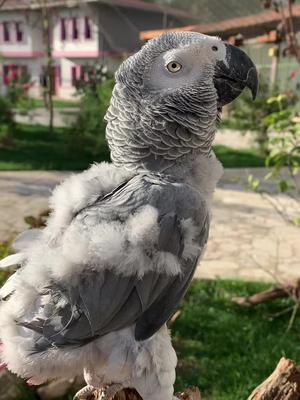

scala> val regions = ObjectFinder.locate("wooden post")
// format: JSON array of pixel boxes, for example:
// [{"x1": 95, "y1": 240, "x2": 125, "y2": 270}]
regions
[{"x1": 247, "y1": 358, "x2": 300, "y2": 400}]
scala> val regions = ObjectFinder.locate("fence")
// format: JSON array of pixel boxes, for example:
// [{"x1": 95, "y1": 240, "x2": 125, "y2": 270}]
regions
[{"x1": 243, "y1": 41, "x2": 300, "y2": 93}]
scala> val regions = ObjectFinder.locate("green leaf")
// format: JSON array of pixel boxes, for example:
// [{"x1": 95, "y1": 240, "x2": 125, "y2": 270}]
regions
[
  {"x1": 277, "y1": 180, "x2": 289, "y2": 193},
  {"x1": 247, "y1": 174, "x2": 261, "y2": 191},
  {"x1": 292, "y1": 165, "x2": 299, "y2": 176},
  {"x1": 293, "y1": 217, "x2": 300, "y2": 227}
]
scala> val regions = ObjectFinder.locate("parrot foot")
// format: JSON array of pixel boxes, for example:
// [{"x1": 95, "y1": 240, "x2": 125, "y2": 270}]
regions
[
  {"x1": 99, "y1": 383, "x2": 124, "y2": 399},
  {"x1": 73, "y1": 385, "x2": 95, "y2": 400},
  {"x1": 73, "y1": 383, "x2": 125, "y2": 400}
]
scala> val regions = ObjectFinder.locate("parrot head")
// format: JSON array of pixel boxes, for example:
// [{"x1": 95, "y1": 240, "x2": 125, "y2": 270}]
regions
[
  {"x1": 106, "y1": 32, "x2": 258, "y2": 170},
  {"x1": 116, "y1": 31, "x2": 257, "y2": 109}
]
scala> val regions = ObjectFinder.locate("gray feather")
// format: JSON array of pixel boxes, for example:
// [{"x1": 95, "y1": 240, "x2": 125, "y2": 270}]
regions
[
  {"x1": 12, "y1": 229, "x2": 42, "y2": 252},
  {"x1": 18, "y1": 174, "x2": 209, "y2": 351}
]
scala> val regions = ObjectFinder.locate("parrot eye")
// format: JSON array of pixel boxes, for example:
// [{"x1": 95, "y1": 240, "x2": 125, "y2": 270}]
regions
[{"x1": 166, "y1": 61, "x2": 182, "y2": 73}]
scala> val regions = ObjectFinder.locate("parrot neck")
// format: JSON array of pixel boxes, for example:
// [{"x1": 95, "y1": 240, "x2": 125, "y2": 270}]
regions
[{"x1": 105, "y1": 83, "x2": 218, "y2": 177}]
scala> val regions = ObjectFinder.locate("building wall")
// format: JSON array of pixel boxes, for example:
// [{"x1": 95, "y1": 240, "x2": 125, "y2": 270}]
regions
[
  {"x1": 0, "y1": 3, "x2": 192, "y2": 99},
  {"x1": 0, "y1": 10, "x2": 44, "y2": 96},
  {"x1": 52, "y1": 5, "x2": 99, "y2": 58},
  {"x1": 0, "y1": 10, "x2": 43, "y2": 56}
]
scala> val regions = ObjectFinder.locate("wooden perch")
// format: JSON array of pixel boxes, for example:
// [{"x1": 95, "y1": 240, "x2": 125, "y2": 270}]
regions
[
  {"x1": 232, "y1": 279, "x2": 300, "y2": 306},
  {"x1": 78, "y1": 358, "x2": 300, "y2": 400},
  {"x1": 247, "y1": 358, "x2": 300, "y2": 400},
  {"x1": 85, "y1": 386, "x2": 201, "y2": 400}
]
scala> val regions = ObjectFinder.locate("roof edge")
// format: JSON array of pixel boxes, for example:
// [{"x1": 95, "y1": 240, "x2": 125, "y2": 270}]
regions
[
  {"x1": 140, "y1": 4, "x2": 300, "y2": 40},
  {"x1": 0, "y1": 0, "x2": 195, "y2": 19}
]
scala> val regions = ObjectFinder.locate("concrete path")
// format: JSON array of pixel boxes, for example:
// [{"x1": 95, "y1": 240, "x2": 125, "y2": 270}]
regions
[
  {"x1": 14, "y1": 108, "x2": 78, "y2": 128},
  {"x1": 0, "y1": 169, "x2": 299, "y2": 283}
]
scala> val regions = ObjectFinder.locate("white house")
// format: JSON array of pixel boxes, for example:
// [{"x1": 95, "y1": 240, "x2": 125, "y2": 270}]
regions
[{"x1": 0, "y1": 0, "x2": 194, "y2": 99}]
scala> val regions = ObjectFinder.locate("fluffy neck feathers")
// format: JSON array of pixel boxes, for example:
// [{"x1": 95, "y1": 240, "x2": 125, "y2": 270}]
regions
[{"x1": 105, "y1": 82, "x2": 218, "y2": 175}]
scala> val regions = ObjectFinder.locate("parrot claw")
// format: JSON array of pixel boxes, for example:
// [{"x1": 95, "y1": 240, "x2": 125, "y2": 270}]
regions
[
  {"x1": 100, "y1": 383, "x2": 124, "y2": 399},
  {"x1": 73, "y1": 385, "x2": 95, "y2": 400},
  {"x1": 73, "y1": 383, "x2": 124, "y2": 400}
]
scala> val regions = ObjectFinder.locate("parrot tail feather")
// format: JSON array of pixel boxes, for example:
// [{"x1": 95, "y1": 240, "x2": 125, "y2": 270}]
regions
[{"x1": 0, "y1": 253, "x2": 25, "y2": 269}]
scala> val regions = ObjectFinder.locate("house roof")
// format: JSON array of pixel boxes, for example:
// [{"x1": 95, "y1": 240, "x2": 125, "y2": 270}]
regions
[
  {"x1": 140, "y1": 3, "x2": 300, "y2": 41},
  {"x1": 0, "y1": 0, "x2": 194, "y2": 19},
  {"x1": 157, "y1": 0, "x2": 264, "y2": 24}
]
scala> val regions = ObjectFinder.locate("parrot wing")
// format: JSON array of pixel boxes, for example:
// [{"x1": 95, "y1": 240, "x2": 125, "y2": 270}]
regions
[{"x1": 15, "y1": 174, "x2": 209, "y2": 351}]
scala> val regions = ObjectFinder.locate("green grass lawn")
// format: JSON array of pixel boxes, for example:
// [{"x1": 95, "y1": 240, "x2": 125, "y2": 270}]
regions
[
  {"x1": 173, "y1": 280, "x2": 300, "y2": 399},
  {"x1": 0, "y1": 123, "x2": 110, "y2": 170},
  {"x1": 213, "y1": 144, "x2": 264, "y2": 168},
  {"x1": 0, "y1": 123, "x2": 264, "y2": 170}
]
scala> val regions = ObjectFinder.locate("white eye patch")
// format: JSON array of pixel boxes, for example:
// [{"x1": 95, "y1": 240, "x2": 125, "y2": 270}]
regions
[{"x1": 145, "y1": 39, "x2": 226, "y2": 91}]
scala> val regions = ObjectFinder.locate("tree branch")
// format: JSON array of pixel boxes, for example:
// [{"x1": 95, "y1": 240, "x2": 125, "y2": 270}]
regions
[
  {"x1": 71, "y1": 358, "x2": 300, "y2": 400},
  {"x1": 247, "y1": 358, "x2": 300, "y2": 399},
  {"x1": 232, "y1": 279, "x2": 300, "y2": 306}
]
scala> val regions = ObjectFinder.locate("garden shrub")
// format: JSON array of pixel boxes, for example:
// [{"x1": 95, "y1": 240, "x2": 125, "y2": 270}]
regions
[
  {"x1": 71, "y1": 64, "x2": 114, "y2": 155},
  {"x1": 227, "y1": 80, "x2": 298, "y2": 156},
  {"x1": 0, "y1": 96, "x2": 15, "y2": 145}
]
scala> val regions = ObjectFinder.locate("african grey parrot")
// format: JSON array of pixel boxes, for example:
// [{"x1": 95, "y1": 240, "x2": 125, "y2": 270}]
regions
[{"x1": 0, "y1": 32, "x2": 257, "y2": 400}]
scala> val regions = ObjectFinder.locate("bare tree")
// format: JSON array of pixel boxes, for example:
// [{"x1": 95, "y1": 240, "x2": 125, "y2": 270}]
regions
[
  {"x1": 262, "y1": 0, "x2": 300, "y2": 65},
  {"x1": 40, "y1": 0, "x2": 54, "y2": 135}
]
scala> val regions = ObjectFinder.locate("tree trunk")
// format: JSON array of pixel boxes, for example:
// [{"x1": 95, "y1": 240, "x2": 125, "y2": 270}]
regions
[
  {"x1": 247, "y1": 358, "x2": 300, "y2": 400},
  {"x1": 41, "y1": 0, "x2": 54, "y2": 136},
  {"x1": 232, "y1": 279, "x2": 300, "y2": 306}
]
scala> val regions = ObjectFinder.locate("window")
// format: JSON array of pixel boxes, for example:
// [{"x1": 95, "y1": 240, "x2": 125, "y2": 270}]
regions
[
  {"x1": 71, "y1": 66, "x2": 77, "y2": 86},
  {"x1": 72, "y1": 17, "x2": 79, "y2": 40},
  {"x1": 61, "y1": 18, "x2": 66, "y2": 41},
  {"x1": 3, "y1": 65, "x2": 27, "y2": 85},
  {"x1": 84, "y1": 17, "x2": 92, "y2": 39},
  {"x1": 15, "y1": 22, "x2": 23, "y2": 42},
  {"x1": 3, "y1": 22, "x2": 10, "y2": 42},
  {"x1": 3, "y1": 65, "x2": 10, "y2": 84},
  {"x1": 79, "y1": 65, "x2": 88, "y2": 81},
  {"x1": 56, "y1": 65, "x2": 62, "y2": 87}
]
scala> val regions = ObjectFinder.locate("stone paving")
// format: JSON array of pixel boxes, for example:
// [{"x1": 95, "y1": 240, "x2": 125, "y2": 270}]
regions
[
  {"x1": 0, "y1": 169, "x2": 299, "y2": 282},
  {"x1": 14, "y1": 107, "x2": 78, "y2": 128}
]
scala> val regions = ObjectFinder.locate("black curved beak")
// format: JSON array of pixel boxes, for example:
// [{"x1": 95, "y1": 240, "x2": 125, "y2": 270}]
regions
[{"x1": 214, "y1": 43, "x2": 258, "y2": 106}]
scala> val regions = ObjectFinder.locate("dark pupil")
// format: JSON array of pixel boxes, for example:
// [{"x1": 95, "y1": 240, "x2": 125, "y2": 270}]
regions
[
  {"x1": 172, "y1": 63, "x2": 177, "y2": 69},
  {"x1": 212, "y1": 46, "x2": 218, "y2": 51}
]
